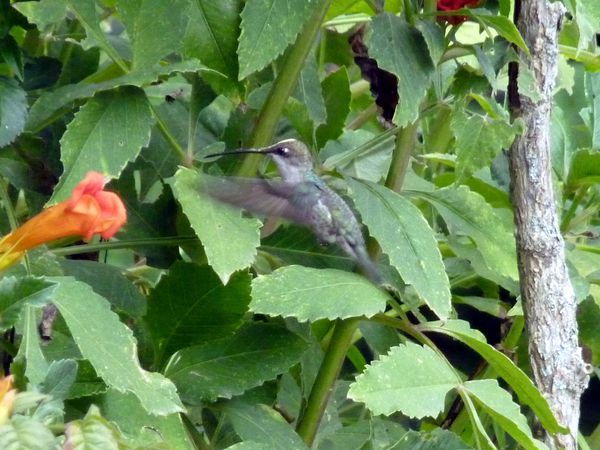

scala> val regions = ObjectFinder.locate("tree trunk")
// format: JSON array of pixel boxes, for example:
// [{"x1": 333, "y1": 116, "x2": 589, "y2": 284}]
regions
[{"x1": 508, "y1": 0, "x2": 590, "y2": 448}]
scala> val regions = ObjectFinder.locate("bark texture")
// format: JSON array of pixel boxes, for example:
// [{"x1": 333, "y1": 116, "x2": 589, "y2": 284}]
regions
[{"x1": 509, "y1": 1, "x2": 590, "y2": 448}]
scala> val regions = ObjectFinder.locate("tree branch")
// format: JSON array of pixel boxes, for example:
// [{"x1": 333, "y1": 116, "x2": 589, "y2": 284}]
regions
[{"x1": 508, "y1": 0, "x2": 590, "y2": 448}]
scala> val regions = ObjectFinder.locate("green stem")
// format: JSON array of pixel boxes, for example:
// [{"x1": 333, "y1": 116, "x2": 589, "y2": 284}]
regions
[
  {"x1": 150, "y1": 103, "x2": 187, "y2": 163},
  {"x1": 57, "y1": 21, "x2": 83, "y2": 77},
  {"x1": 0, "y1": 179, "x2": 32, "y2": 273},
  {"x1": 347, "y1": 103, "x2": 378, "y2": 130},
  {"x1": 423, "y1": 0, "x2": 438, "y2": 16},
  {"x1": 574, "y1": 243, "x2": 600, "y2": 254},
  {"x1": 181, "y1": 414, "x2": 212, "y2": 450},
  {"x1": 403, "y1": 0, "x2": 415, "y2": 23},
  {"x1": 0, "y1": 179, "x2": 19, "y2": 232},
  {"x1": 440, "y1": 46, "x2": 474, "y2": 63},
  {"x1": 350, "y1": 79, "x2": 371, "y2": 99},
  {"x1": 50, "y1": 236, "x2": 197, "y2": 256},
  {"x1": 237, "y1": 0, "x2": 333, "y2": 176},
  {"x1": 385, "y1": 122, "x2": 418, "y2": 192},
  {"x1": 296, "y1": 317, "x2": 361, "y2": 444},
  {"x1": 448, "y1": 316, "x2": 525, "y2": 436}
]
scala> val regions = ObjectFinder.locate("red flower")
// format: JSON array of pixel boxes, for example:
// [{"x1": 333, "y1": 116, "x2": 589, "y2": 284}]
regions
[
  {"x1": 0, "y1": 172, "x2": 127, "y2": 269},
  {"x1": 437, "y1": 0, "x2": 480, "y2": 24}
]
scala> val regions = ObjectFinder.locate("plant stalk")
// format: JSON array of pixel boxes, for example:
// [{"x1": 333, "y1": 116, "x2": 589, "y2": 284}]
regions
[
  {"x1": 385, "y1": 122, "x2": 418, "y2": 192},
  {"x1": 295, "y1": 317, "x2": 360, "y2": 444},
  {"x1": 237, "y1": 0, "x2": 333, "y2": 177}
]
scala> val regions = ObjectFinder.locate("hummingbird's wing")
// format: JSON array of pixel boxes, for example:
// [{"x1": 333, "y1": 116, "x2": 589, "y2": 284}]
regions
[{"x1": 199, "y1": 175, "x2": 309, "y2": 224}]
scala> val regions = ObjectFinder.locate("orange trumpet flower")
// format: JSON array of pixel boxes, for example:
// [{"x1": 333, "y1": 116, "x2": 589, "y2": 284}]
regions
[
  {"x1": 0, "y1": 172, "x2": 127, "y2": 269},
  {"x1": 0, "y1": 376, "x2": 15, "y2": 425}
]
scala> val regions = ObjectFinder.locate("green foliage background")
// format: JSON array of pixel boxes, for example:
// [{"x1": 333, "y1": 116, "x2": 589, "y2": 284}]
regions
[{"x1": 0, "y1": 0, "x2": 599, "y2": 448}]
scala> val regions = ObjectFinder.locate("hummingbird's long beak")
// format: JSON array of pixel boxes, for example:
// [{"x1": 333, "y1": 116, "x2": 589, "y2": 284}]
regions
[
  {"x1": 206, "y1": 148, "x2": 265, "y2": 158},
  {"x1": 206, "y1": 143, "x2": 283, "y2": 159},
  {"x1": 205, "y1": 148, "x2": 269, "y2": 158}
]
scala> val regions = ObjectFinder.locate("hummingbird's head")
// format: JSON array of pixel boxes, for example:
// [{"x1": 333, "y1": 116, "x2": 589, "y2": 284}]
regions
[
  {"x1": 263, "y1": 139, "x2": 313, "y2": 182},
  {"x1": 207, "y1": 139, "x2": 315, "y2": 182}
]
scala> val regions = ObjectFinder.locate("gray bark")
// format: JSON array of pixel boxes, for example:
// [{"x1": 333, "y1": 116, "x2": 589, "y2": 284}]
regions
[{"x1": 509, "y1": 1, "x2": 590, "y2": 448}]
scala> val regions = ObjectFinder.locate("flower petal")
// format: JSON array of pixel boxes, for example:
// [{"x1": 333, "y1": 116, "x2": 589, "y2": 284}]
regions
[{"x1": 68, "y1": 171, "x2": 108, "y2": 209}]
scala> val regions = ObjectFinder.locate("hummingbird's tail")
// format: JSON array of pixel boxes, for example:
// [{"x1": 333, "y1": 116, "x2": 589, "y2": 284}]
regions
[{"x1": 354, "y1": 246, "x2": 383, "y2": 285}]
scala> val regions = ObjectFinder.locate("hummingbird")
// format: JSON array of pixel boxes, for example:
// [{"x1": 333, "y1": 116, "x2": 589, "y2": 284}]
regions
[{"x1": 203, "y1": 139, "x2": 382, "y2": 283}]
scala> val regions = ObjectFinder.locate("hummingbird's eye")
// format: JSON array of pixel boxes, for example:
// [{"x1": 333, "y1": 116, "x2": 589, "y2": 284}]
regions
[{"x1": 278, "y1": 147, "x2": 290, "y2": 156}]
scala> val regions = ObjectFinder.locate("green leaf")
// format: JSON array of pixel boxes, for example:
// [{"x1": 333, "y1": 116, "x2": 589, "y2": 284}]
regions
[
  {"x1": 392, "y1": 428, "x2": 471, "y2": 449},
  {"x1": 261, "y1": 225, "x2": 355, "y2": 272},
  {"x1": 59, "y1": 260, "x2": 146, "y2": 317},
  {"x1": 113, "y1": 171, "x2": 180, "y2": 268},
  {"x1": 409, "y1": 186, "x2": 518, "y2": 282},
  {"x1": 451, "y1": 107, "x2": 518, "y2": 182},
  {"x1": 365, "y1": 13, "x2": 434, "y2": 126},
  {"x1": 226, "y1": 442, "x2": 272, "y2": 450},
  {"x1": 348, "y1": 179, "x2": 451, "y2": 319},
  {"x1": 146, "y1": 262, "x2": 251, "y2": 365},
  {"x1": 224, "y1": 401, "x2": 309, "y2": 450},
  {"x1": 588, "y1": 72, "x2": 600, "y2": 148},
  {"x1": 316, "y1": 67, "x2": 352, "y2": 147},
  {"x1": 164, "y1": 324, "x2": 308, "y2": 402},
  {"x1": 0, "y1": 416, "x2": 56, "y2": 450},
  {"x1": 284, "y1": 98, "x2": 316, "y2": 144},
  {"x1": 575, "y1": 0, "x2": 600, "y2": 51},
  {"x1": 420, "y1": 320, "x2": 566, "y2": 434},
  {"x1": 0, "y1": 77, "x2": 27, "y2": 147},
  {"x1": 475, "y1": 14, "x2": 529, "y2": 56},
  {"x1": 293, "y1": 54, "x2": 326, "y2": 126},
  {"x1": 63, "y1": 405, "x2": 124, "y2": 449},
  {"x1": 463, "y1": 380, "x2": 549, "y2": 450},
  {"x1": 237, "y1": 0, "x2": 317, "y2": 79},
  {"x1": 66, "y1": 0, "x2": 121, "y2": 60},
  {"x1": 52, "y1": 278, "x2": 184, "y2": 416},
  {"x1": 96, "y1": 390, "x2": 194, "y2": 450},
  {"x1": 414, "y1": 19, "x2": 446, "y2": 65},
  {"x1": 250, "y1": 266, "x2": 388, "y2": 321},
  {"x1": 171, "y1": 168, "x2": 261, "y2": 284},
  {"x1": 321, "y1": 128, "x2": 396, "y2": 177},
  {"x1": 557, "y1": 82, "x2": 591, "y2": 172},
  {"x1": 0, "y1": 276, "x2": 55, "y2": 332},
  {"x1": 183, "y1": 0, "x2": 242, "y2": 81},
  {"x1": 117, "y1": 0, "x2": 190, "y2": 69},
  {"x1": 453, "y1": 295, "x2": 508, "y2": 317},
  {"x1": 318, "y1": 420, "x2": 372, "y2": 450},
  {"x1": 67, "y1": 360, "x2": 105, "y2": 400},
  {"x1": 567, "y1": 148, "x2": 600, "y2": 187},
  {"x1": 26, "y1": 59, "x2": 209, "y2": 132},
  {"x1": 52, "y1": 86, "x2": 152, "y2": 203},
  {"x1": 12, "y1": 0, "x2": 67, "y2": 30},
  {"x1": 326, "y1": 0, "x2": 375, "y2": 20},
  {"x1": 578, "y1": 297, "x2": 600, "y2": 366},
  {"x1": 15, "y1": 305, "x2": 49, "y2": 385},
  {"x1": 348, "y1": 341, "x2": 458, "y2": 417},
  {"x1": 321, "y1": 129, "x2": 393, "y2": 183},
  {"x1": 286, "y1": 54, "x2": 327, "y2": 143},
  {"x1": 40, "y1": 359, "x2": 78, "y2": 400},
  {"x1": 359, "y1": 321, "x2": 402, "y2": 358},
  {"x1": 448, "y1": 236, "x2": 519, "y2": 293}
]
